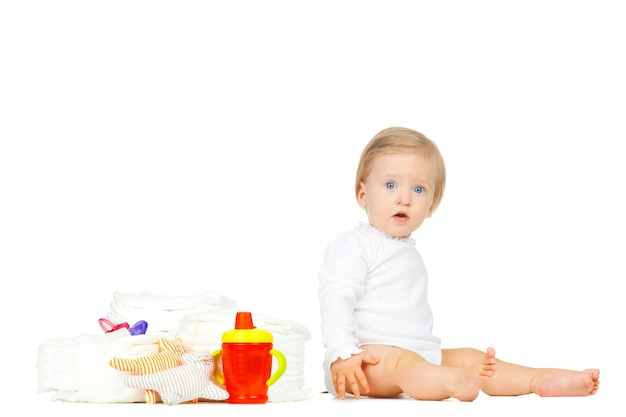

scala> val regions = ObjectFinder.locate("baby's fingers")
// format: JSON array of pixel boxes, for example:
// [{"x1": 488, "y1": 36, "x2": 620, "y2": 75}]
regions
[
  {"x1": 333, "y1": 372, "x2": 347, "y2": 400},
  {"x1": 347, "y1": 374, "x2": 362, "y2": 399},
  {"x1": 355, "y1": 368, "x2": 370, "y2": 396}
]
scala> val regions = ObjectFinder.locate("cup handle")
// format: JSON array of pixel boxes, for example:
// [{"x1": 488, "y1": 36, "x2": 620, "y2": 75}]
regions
[
  {"x1": 266, "y1": 349, "x2": 287, "y2": 386},
  {"x1": 211, "y1": 350, "x2": 225, "y2": 385}
]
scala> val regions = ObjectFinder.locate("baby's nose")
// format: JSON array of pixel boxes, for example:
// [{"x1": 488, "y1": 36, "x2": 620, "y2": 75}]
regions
[{"x1": 396, "y1": 189, "x2": 411, "y2": 205}]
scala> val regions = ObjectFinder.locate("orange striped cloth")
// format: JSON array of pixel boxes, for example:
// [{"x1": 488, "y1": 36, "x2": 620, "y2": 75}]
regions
[
  {"x1": 124, "y1": 351, "x2": 229, "y2": 404},
  {"x1": 109, "y1": 337, "x2": 186, "y2": 403}
]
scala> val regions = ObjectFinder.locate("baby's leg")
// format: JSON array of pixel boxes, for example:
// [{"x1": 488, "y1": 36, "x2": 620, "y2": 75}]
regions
[
  {"x1": 361, "y1": 345, "x2": 496, "y2": 401},
  {"x1": 442, "y1": 348, "x2": 599, "y2": 397}
]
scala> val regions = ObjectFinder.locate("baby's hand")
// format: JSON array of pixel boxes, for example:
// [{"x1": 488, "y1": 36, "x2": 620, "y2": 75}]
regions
[{"x1": 330, "y1": 352, "x2": 379, "y2": 399}]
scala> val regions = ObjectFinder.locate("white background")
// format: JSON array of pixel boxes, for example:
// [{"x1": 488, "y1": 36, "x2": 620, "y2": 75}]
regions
[{"x1": 1, "y1": 1, "x2": 625, "y2": 416}]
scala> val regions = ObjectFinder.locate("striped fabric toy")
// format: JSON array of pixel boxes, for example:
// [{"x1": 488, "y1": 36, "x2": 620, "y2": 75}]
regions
[
  {"x1": 124, "y1": 351, "x2": 229, "y2": 404},
  {"x1": 109, "y1": 337, "x2": 186, "y2": 403}
]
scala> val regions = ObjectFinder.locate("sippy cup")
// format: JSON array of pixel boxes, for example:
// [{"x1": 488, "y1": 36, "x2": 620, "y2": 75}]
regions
[{"x1": 212, "y1": 312, "x2": 287, "y2": 404}]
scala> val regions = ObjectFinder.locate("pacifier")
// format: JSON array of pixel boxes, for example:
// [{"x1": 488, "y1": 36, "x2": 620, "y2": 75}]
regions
[{"x1": 99, "y1": 318, "x2": 148, "y2": 335}]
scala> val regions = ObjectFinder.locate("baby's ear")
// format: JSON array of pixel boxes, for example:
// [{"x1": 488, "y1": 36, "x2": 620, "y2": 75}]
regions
[{"x1": 357, "y1": 182, "x2": 367, "y2": 208}]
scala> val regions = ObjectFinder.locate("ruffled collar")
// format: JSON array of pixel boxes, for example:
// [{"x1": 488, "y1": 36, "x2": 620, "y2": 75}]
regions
[{"x1": 358, "y1": 222, "x2": 415, "y2": 245}]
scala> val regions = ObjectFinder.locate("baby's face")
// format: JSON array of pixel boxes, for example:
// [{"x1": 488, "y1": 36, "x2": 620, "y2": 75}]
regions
[{"x1": 357, "y1": 152, "x2": 436, "y2": 238}]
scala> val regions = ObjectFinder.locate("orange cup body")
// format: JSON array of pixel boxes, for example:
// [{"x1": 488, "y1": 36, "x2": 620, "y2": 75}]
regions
[{"x1": 221, "y1": 342, "x2": 274, "y2": 404}]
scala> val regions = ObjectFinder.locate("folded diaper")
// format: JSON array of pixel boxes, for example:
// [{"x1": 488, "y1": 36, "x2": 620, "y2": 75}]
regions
[{"x1": 107, "y1": 290, "x2": 237, "y2": 333}]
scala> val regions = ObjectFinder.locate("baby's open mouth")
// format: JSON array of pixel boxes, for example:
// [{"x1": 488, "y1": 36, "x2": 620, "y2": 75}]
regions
[{"x1": 394, "y1": 213, "x2": 408, "y2": 219}]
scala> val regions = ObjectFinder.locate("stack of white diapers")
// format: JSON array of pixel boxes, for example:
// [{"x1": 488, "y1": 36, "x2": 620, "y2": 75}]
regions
[
  {"x1": 37, "y1": 330, "x2": 162, "y2": 402},
  {"x1": 37, "y1": 290, "x2": 313, "y2": 403}
]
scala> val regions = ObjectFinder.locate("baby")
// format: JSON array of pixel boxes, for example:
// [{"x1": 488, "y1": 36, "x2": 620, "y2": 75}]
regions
[{"x1": 318, "y1": 127, "x2": 600, "y2": 401}]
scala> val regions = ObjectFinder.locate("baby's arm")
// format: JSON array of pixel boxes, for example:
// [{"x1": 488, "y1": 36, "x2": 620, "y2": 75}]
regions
[
  {"x1": 331, "y1": 351, "x2": 380, "y2": 399},
  {"x1": 320, "y1": 230, "x2": 378, "y2": 397},
  {"x1": 318, "y1": 232, "x2": 369, "y2": 356}
]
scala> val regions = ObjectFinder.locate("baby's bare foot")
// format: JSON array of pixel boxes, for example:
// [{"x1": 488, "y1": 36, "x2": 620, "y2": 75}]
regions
[
  {"x1": 533, "y1": 369, "x2": 600, "y2": 397},
  {"x1": 454, "y1": 347, "x2": 497, "y2": 402}
]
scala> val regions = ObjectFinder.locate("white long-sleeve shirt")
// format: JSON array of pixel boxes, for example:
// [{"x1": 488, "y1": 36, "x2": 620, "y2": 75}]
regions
[{"x1": 318, "y1": 222, "x2": 441, "y2": 390}]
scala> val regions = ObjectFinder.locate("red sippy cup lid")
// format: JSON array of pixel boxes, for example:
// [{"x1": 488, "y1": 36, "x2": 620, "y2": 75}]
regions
[{"x1": 234, "y1": 312, "x2": 256, "y2": 329}]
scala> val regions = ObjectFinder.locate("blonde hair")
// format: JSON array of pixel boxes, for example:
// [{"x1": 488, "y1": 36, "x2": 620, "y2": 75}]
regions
[{"x1": 355, "y1": 127, "x2": 446, "y2": 214}]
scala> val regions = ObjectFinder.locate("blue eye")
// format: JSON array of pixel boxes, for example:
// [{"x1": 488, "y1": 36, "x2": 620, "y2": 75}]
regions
[
  {"x1": 414, "y1": 186, "x2": 424, "y2": 194},
  {"x1": 385, "y1": 182, "x2": 396, "y2": 190}
]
